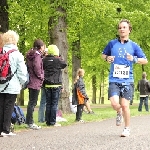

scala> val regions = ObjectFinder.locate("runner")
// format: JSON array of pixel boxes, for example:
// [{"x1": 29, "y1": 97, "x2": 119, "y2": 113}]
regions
[{"x1": 102, "y1": 19, "x2": 148, "y2": 137}]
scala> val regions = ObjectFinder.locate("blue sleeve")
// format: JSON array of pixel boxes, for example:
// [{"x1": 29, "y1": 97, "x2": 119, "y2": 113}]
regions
[
  {"x1": 132, "y1": 42, "x2": 147, "y2": 58},
  {"x1": 102, "y1": 41, "x2": 112, "y2": 56},
  {"x1": 102, "y1": 40, "x2": 118, "y2": 56}
]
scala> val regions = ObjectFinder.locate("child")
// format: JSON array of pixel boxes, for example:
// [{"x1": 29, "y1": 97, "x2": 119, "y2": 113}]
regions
[{"x1": 72, "y1": 68, "x2": 89, "y2": 122}]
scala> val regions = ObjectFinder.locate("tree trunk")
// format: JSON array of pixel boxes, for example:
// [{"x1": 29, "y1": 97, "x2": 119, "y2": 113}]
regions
[
  {"x1": 92, "y1": 75, "x2": 96, "y2": 104},
  {"x1": 142, "y1": 64, "x2": 144, "y2": 72},
  {"x1": 101, "y1": 83, "x2": 104, "y2": 104},
  {"x1": 16, "y1": 25, "x2": 26, "y2": 105},
  {"x1": 0, "y1": 0, "x2": 9, "y2": 32},
  {"x1": 99, "y1": 83, "x2": 101, "y2": 104},
  {"x1": 48, "y1": 6, "x2": 70, "y2": 113},
  {"x1": 100, "y1": 69, "x2": 105, "y2": 104},
  {"x1": 16, "y1": 90, "x2": 24, "y2": 106},
  {"x1": 72, "y1": 39, "x2": 81, "y2": 88}
]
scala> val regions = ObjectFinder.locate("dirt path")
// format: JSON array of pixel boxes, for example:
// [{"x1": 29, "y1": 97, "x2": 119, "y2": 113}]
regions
[{"x1": 0, "y1": 114, "x2": 150, "y2": 150}]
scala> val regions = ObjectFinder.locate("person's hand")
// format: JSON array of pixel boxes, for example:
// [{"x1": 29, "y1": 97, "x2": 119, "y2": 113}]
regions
[
  {"x1": 126, "y1": 53, "x2": 133, "y2": 61},
  {"x1": 106, "y1": 56, "x2": 115, "y2": 63}
]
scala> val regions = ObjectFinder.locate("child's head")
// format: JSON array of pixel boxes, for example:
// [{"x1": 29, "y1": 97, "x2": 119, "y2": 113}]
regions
[
  {"x1": 74, "y1": 68, "x2": 85, "y2": 83},
  {"x1": 77, "y1": 68, "x2": 85, "y2": 77}
]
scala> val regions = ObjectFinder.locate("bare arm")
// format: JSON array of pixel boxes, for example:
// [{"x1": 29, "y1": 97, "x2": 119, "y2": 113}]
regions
[
  {"x1": 136, "y1": 58, "x2": 148, "y2": 64},
  {"x1": 126, "y1": 53, "x2": 148, "y2": 64}
]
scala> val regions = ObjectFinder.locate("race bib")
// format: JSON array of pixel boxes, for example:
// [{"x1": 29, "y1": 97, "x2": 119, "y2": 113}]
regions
[{"x1": 113, "y1": 64, "x2": 130, "y2": 78}]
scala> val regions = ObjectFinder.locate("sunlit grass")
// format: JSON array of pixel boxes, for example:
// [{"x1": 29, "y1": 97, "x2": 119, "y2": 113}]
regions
[{"x1": 14, "y1": 104, "x2": 150, "y2": 132}]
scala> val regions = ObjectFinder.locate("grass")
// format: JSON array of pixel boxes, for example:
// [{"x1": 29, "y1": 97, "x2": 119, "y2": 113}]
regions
[{"x1": 13, "y1": 104, "x2": 150, "y2": 132}]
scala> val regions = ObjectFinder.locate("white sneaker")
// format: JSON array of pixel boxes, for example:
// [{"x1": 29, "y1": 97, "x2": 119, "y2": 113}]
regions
[
  {"x1": 27, "y1": 123, "x2": 41, "y2": 130},
  {"x1": 121, "y1": 128, "x2": 130, "y2": 137},
  {"x1": 78, "y1": 120, "x2": 84, "y2": 123},
  {"x1": 53, "y1": 123, "x2": 61, "y2": 127},
  {"x1": 56, "y1": 117, "x2": 67, "y2": 122},
  {"x1": 1, "y1": 132, "x2": 16, "y2": 137}
]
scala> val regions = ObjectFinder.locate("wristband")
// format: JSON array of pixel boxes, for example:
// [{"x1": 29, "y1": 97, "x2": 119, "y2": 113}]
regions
[
  {"x1": 105, "y1": 55, "x2": 108, "y2": 61},
  {"x1": 133, "y1": 56, "x2": 138, "y2": 63}
]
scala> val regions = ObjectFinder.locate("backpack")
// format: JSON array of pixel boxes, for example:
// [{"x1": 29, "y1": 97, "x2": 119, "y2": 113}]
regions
[
  {"x1": 11, "y1": 104, "x2": 26, "y2": 125},
  {"x1": 0, "y1": 48, "x2": 17, "y2": 85}
]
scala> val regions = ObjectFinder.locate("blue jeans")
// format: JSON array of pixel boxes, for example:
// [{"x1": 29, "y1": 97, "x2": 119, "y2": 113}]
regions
[
  {"x1": 38, "y1": 88, "x2": 46, "y2": 122},
  {"x1": 138, "y1": 96, "x2": 149, "y2": 111},
  {"x1": 26, "y1": 88, "x2": 40, "y2": 124},
  {"x1": 45, "y1": 87, "x2": 61, "y2": 125}
]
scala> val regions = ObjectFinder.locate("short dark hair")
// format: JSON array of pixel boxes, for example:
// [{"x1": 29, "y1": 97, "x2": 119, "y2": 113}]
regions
[
  {"x1": 33, "y1": 39, "x2": 44, "y2": 50},
  {"x1": 117, "y1": 19, "x2": 132, "y2": 32}
]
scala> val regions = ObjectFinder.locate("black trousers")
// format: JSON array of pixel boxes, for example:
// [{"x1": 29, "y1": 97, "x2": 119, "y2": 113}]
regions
[
  {"x1": 76, "y1": 104, "x2": 84, "y2": 121},
  {"x1": 45, "y1": 87, "x2": 60, "y2": 125},
  {"x1": 0, "y1": 93, "x2": 17, "y2": 134},
  {"x1": 26, "y1": 88, "x2": 40, "y2": 124}
]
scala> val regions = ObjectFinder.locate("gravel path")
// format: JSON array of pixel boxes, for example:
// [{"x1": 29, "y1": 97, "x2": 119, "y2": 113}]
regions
[{"x1": 0, "y1": 115, "x2": 150, "y2": 150}]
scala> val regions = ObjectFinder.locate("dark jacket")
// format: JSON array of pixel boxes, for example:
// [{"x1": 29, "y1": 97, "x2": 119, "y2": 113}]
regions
[
  {"x1": 26, "y1": 49, "x2": 44, "y2": 90},
  {"x1": 43, "y1": 55, "x2": 67, "y2": 85},
  {"x1": 137, "y1": 79, "x2": 149, "y2": 95},
  {"x1": 72, "y1": 77, "x2": 89, "y2": 105}
]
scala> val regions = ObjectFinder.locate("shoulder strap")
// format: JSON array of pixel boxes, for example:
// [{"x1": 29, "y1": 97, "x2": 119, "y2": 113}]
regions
[
  {"x1": 0, "y1": 49, "x2": 17, "y2": 55},
  {"x1": 7, "y1": 49, "x2": 17, "y2": 54},
  {"x1": 0, "y1": 70, "x2": 17, "y2": 93}
]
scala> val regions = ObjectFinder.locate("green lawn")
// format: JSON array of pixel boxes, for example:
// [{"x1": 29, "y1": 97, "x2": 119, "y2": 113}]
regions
[{"x1": 14, "y1": 104, "x2": 149, "y2": 132}]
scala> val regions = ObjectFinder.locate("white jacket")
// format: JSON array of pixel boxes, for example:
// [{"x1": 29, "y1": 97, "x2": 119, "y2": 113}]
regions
[{"x1": 0, "y1": 44, "x2": 27, "y2": 94}]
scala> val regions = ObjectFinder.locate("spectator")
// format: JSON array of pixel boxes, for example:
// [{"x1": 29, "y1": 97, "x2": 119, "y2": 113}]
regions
[
  {"x1": 72, "y1": 68, "x2": 89, "y2": 122},
  {"x1": 0, "y1": 30, "x2": 27, "y2": 137},
  {"x1": 25, "y1": 39, "x2": 45, "y2": 129},
  {"x1": 43, "y1": 44, "x2": 67, "y2": 127},
  {"x1": 102, "y1": 19, "x2": 148, "y2": 137},
  {"x1": 137, "y1": 72, "x2": 149, "y2": 112}
]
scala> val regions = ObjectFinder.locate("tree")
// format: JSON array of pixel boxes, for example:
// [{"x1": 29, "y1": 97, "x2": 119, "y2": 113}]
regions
[
  {"x1": 72, "y1": 39, "x2": 81, "y2": 87},
  {"x1": 0, "y1": 0, "x2": 9, "y2": 32},
  {"x1": 49, "y1": 1, "x2": 70, "y2": 113},
  {"x1": 5, "y1": 0, "x2": 150, "y2": 106}
]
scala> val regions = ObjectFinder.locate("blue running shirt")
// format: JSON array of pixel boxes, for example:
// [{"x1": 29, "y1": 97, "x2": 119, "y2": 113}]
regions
[{"x1": 102, "y1": 39, "x2": 147, "y2": 83}]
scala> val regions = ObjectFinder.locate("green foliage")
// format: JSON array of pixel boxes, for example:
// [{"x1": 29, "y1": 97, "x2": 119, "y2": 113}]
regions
[
  {"x1": 8, "y1": 0, "x2": 50, "y2": 54},
  {"x1": 7, "y1": 0, "x2": 150, "y2": 95}
]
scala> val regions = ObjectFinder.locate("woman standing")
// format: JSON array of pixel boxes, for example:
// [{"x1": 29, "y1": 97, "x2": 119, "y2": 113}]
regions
[
  {"x1": 26, "y1": 39, "x2": 45, "y2": 129},
  {"x1": 0, "y1": 30, "x2": 27, "y2": 137}
]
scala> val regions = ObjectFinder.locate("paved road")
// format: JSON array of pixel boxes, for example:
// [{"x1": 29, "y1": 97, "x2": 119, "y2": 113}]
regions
[{"x1": 1, "y1": 115, "x2": 150, "y2": 150}]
